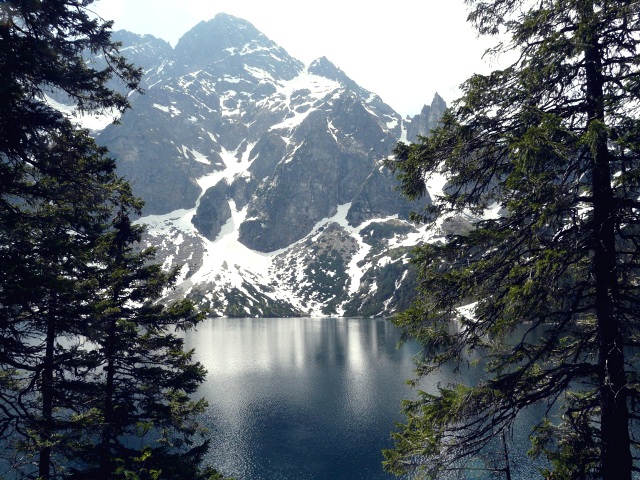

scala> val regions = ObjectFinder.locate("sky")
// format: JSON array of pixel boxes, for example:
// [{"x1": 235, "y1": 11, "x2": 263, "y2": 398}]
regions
[{"x1": 92, "y1": 0, "x2": 503, "y2": 117}]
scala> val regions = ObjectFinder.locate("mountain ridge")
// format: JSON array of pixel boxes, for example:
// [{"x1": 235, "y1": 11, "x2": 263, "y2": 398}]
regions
[{"x1": 90, "y1": 14, "x2": 448, "y2": 317}]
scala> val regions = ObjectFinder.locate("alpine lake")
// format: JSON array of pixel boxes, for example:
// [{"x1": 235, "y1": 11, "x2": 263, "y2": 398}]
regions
[{"x1": 184, "y1": 317, "x2": 546, "y2": 480}]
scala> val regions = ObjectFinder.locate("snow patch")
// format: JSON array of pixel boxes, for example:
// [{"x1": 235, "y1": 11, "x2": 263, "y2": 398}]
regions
[
  {"x1": 181, "y1": 145, "x2": 211, "y2": 164},
  {"x1": 153, "y1": 103, "x2": 170, "y2": 113},
  {"x1": 457, "y1": 301, "x2": 477, "y2": 321},
  {"x1": 222, "y1": 75, "x2": 242, "y2": 84},
  {"x1": 153, "y1": 103, "x2": 181, "y2": 117},
  {"x1": 304, "y1": 203, "x2": 400, "y2": 297},
  {"x1": 140, "y1": 208, "x2": 198, "y2": 237},
  {"x1": 328, "y1": 121, "x2": 339, "y2": 142},
  {"x1": 270, "y1": 109, "x2": 315, "y2": 131},
  {"x1": 399, "y1": 123, "x2": 409, "y2": 143},
  {"x1": 425, "y1": 169, "x2": 449, "y2": 201},
  {"x1": 45, "y1": 95, "x2": 119, "y2": 131},
  {"x1": 483, "y1": 202, "x2": 503, "y2": 220},
  {"x1": 377, "y1": 256, "x2": 392, "y2": 268},
  {"x1": 244, "y1": 65, "x2": 274, "y2": 81}
]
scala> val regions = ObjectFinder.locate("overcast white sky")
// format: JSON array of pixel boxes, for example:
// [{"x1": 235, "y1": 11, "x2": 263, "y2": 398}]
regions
[{"x1": 92, "y1": 0, "x2": 502, "y2": 117}]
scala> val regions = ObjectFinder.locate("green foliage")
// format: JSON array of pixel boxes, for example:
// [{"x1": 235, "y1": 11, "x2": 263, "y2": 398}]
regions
[
  {"x1": 0, "y1": 2, "x2": 224, "y2": 479},
  {"x1": 59, "y1": 213, "x2": 211, "y2": 479},
  {"x1": 384, "y1": 1, "x2": 640, "y2": 479},
  {"x1": 90, "y1": 443, "x2": 232, "y2": 480}
]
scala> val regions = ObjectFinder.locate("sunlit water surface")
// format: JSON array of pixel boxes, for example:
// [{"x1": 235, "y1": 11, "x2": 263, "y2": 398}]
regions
[
  {"x1": 184, "y1": 318, "x2": 543, "y2": 480},
  {"x1": 183, "y1": 317, "x2": 418, "y2": 480}
]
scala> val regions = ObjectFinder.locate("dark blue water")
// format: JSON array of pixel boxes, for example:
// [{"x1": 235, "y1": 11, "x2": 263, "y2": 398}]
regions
[
  {"x1": 183, "y1": 318, "x2": 545, "y2": 480},
  {"x1": 183, "y1": 317, "x2": 420, "y2": 480}
]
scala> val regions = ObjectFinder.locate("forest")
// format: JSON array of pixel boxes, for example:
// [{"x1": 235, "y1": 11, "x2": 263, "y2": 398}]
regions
[
  {"x1": 384, "y1": 1, "x2": 640, "y2": 479},
  {"x1": 0, "y1": 1, "x2": 223, "y2": 478}
]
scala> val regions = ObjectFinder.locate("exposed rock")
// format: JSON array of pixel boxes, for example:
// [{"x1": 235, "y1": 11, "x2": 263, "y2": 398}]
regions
[
  {"x1": 347, "y1": 162, "x2": 426, "y2": 226},
  {"x1": 88, "y1": 14, "x2": 448, "y2": 316},
  {"x1": 229, "y1": 175, "x2": 259, "y2": 210},
  {"x1": 272, "y1": 223, "x2": 359, "y2": 315},
  {"x1": 173, "y1": 14, "x2": 303, "y2": 80},
  {"x1": 248, "y1": 133, "x2": 288, "y2": 180},
  {"x1": 192, "y1": 181, "x2": 232, "y2": 240},
  {"x1": 406, "y1": 92, "x2": 447, "y2": 141}
]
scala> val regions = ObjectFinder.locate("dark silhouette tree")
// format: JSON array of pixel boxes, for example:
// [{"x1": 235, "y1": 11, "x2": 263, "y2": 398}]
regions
[
  {"x1": 66, "y1": 211, "x2": 211, "y2": 479},
  {"x1": 0, "y1": 2, "x2": 140, "y2": 476},
  {"x1": 0, "y1": 2, "x2": 225, "y2": 479},
  {"x1": 384, "y1": 1, "x2": 640, "y2": 479}
]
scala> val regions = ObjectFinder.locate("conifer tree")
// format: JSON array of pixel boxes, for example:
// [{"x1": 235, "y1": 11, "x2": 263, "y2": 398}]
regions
[
  {"x1": 0, "y1": 117, "x2": 136, "y2": 479},
  {"x1": 384, "y1": 1, "x2": 640, "y2": 479},
  {"x1": 0, "y1": 2, "x2": 140, "y2": 476},
  {"x1": 0, "y1": 2, "x2": 222, "y2": 479},
  {"x1": 66, "y1": 211, "x2": 211, "y2": 479}
]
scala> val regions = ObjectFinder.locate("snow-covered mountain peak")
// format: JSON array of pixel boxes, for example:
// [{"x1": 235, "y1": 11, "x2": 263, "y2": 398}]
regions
[
  {"x1": 308, "y1": 57, "x2": 355, "y2": 86},
  {"x1": 175, "y1": 14, "x2": 264, "y2": 53},
  {"x1": 92, "y1": 16, "x2": 448, "y2": 317},
  {"x1": 174, "y1": 14, "x2": 303, "y2": 81}
]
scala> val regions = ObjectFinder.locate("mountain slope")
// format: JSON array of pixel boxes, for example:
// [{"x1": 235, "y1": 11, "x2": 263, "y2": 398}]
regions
[{"x1": 93, "y1": 14, "x2": 447, "y2": 317}]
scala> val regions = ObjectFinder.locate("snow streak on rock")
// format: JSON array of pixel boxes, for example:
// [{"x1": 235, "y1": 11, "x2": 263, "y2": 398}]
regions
[{"x1": 94, "y1": 14, "x2": 449, "y2": 317}]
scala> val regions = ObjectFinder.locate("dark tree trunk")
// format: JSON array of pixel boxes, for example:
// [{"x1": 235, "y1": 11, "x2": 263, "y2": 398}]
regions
[
  {"x1": 99, "y1": 316, "x2": 117, "y2": 479},
  {"x1": 38, "y1": 316, "x2": 56, "y2": 480},
  {"x1": 99, "y1": 214, "x2": 128, "y2": 478},
  {"x1": 582, "y1": 2, "x2": 632, "y2": 478}
]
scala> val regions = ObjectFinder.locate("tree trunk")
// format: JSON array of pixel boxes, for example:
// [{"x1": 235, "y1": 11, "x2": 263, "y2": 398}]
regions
[
  {"x1": 99, "y1": 215, "x2": 128, "y2": 478},
  {"x1": 38, "y1": 316, "x2": 56, "y2": 480},
  {"x1": 99, "y1": 316, "x2": 117, "y2": 479},
  {"x1": 581, "y1": 2, "x2": 632, "y2": 478}
]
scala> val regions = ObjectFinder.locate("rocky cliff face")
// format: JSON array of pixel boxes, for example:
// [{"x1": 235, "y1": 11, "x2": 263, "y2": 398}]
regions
[
  {"x1": 89, "y1": 14, "x2": 448, "y2": 317},
  {"x1": 405, "y1": 93, "x2": 447, "y2": 141}
]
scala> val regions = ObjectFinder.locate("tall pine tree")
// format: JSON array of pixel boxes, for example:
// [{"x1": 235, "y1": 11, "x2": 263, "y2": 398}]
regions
[
  {"x1": 384, "y1": 1, "x2": 640, "y2": 479},
  {"x1": 0, "y1": 2, "x2": 140, "y2": 476},
  {"x1": 0, "y1": 2, "x2": 222, "y2": 479},
  {"x1": 68, "y1": 212, "x2": 212, "y2": 479},
  {"x1": 0, "y1": 107, "x2": 138, "y2": 480}
]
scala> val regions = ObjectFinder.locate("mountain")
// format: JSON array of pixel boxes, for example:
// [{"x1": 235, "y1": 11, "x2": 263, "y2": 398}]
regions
[{"x1": 91, "y1": 14, "x2": 447, "y2": 317}]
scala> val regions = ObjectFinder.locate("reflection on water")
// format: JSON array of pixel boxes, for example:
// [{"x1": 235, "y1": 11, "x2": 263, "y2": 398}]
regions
[
  {"x1": 183, "y1": 317, "x2": 420, "y2": 480},
  {"x1": 184, "y1": 318, "x2": 555, "y2": 480}
]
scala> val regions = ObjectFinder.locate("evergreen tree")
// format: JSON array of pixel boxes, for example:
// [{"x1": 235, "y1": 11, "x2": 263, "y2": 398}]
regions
[
  {"x1": 383, "y1": 1, "x2": 640, "y2": 479},
  {"x1": 0, "y1": 2, "x2": 224, "y2": 479},
  {"x1": 0, "y1": 2, "x2": 140, "y2": 476},
  {"x1": 0, "y1": 119, "x2": 135, "y2": 479},
  {"x1": 66, "y1": 211, "x2": 211, "y2": 479}
]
